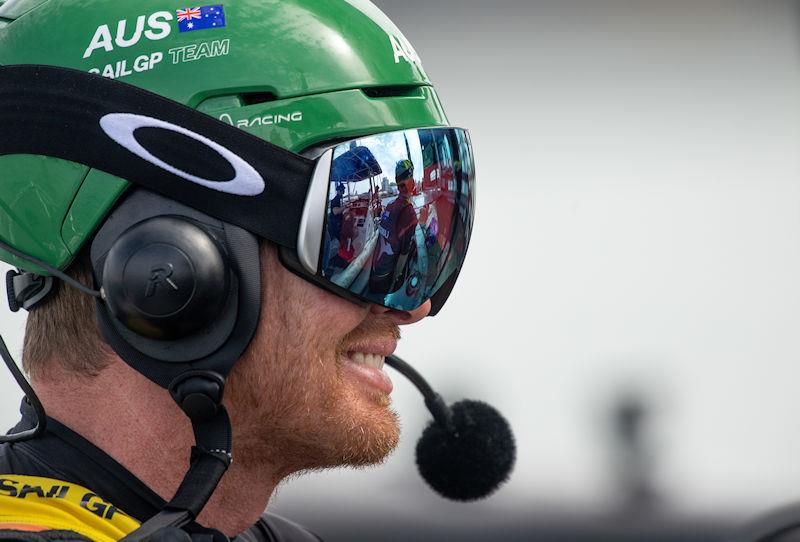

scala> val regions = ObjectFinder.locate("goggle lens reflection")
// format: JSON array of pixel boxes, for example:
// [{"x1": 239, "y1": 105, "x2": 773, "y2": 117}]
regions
[{"x1": 320, "y1": 128, "x2": 475, "y2": 311}]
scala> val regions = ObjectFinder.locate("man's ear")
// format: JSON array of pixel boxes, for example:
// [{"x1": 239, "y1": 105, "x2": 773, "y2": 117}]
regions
[{"x1": 89, "y1": 189, "x2": 262, "y2": 390}]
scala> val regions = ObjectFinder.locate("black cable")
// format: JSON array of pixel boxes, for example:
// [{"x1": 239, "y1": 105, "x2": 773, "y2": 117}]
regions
[
  {"x1": 0, "y1": 238, "x2": 102, "y2": 298},
  {"x1": 385, "y1": 354, "x2": 453, "y2": 430},
  {"x1": 385, "y1": 355, "x2": 436, "y2": 397},
  {"x1": 0, "y1": 239, "x2": 96, "y2": 442},
  {"x1": 119, "y1": 408, "x2": 233, "y2": 542},
  {"x1": 386, "y1": 354, "x2": 516, "y2": 501},
  {"x1": 0, "y1": 333, "x2": 46, "y2": 443}
]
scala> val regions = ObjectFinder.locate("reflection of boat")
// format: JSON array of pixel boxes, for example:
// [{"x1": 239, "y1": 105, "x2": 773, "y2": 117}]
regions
[
  {"x1": 334, "y1": 193, "x2": 376, "y2": 270},
  {"x1": 330, "y1": 145, "x2": 385, "y2": 273},
  {"x1": 324, "y1": 129, "x2": 474, "y2": 308},
  {"x1": 332, "y1": 229, "x2": 378, "y2": 290},
  {"x1": 345, "y1": 194, "x2": 371, "y2": 228},
  {"x1": 331, "y1": 145, "x2": 382, "y2": 185},
  {"x1": 421, "y1": 163, "x2": 454, "y2": 193}
]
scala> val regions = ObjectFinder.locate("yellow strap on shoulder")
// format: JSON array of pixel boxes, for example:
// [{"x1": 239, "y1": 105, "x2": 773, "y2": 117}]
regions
[{"x1": 0, "y1": 474, "x2": 141, "y2": 542}]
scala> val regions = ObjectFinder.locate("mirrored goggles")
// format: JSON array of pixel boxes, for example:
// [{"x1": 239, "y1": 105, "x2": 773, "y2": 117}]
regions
[
  {"x1": 0, "y1": 65, "x2": 474, "y2": 315},
  {"x1": 288, "y1": 128, "x2": 475, "y2": 312}
]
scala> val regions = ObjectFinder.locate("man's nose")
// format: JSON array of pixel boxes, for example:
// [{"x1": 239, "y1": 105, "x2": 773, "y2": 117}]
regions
[{"x1": 370, "y1": 299, "x2": 431, "y2": 325}]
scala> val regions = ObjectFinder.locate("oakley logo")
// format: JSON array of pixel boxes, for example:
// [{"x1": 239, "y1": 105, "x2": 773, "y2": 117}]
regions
[
  {"x1": 145, "y1": 264, "x2": 179, "y2": 298},
  {"x1": 99, "y1": 113, "x2": 265, "y2": 196}
]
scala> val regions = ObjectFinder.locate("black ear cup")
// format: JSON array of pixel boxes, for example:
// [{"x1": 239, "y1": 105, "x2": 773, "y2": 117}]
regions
[
  {"x1": 102, "y1": 216, "x2": 230, "y2": 341},
  {"x1": 91, "y1": 189, "x2": 261, "y2": 389}
]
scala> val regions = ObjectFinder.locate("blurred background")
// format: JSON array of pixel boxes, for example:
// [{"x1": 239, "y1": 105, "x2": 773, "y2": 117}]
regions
[{"x1": 3, "y1": 0, "x2": 800, "y2": 540}]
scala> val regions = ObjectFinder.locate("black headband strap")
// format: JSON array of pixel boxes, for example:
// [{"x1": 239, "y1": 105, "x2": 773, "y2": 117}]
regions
[{"x1": 0, "y1": 64, "x2": 315, "y2": 249}]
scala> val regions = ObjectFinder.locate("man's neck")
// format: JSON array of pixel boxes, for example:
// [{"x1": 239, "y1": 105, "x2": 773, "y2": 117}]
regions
[{"x1": 33, "y1": 359, "x2": 278, "y2": 536}]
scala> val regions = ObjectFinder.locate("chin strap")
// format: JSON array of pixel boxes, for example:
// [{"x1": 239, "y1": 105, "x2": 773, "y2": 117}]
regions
[
  {"x1": 120, "y1": 383, "x2": 233, "y2": 542},
  {"x1": 6, "y1": 270, "x2": 56, "y2": 312},
  {"x1": 0, "y1": 333, "x2": 47, "y2": 443}
]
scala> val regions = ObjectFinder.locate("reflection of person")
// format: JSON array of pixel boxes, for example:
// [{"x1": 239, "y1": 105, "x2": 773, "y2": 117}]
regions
[
  {"x1": 329, "y1": 183, "x2": 346, "y2": 236},
  {"x1": 328, "y1": 184, "x2": 344, "y2": 239},
  {"x1": 324, "y1": 183, "x2": 346, "y2": 274},
  {"x1": 369, "y1": 160, "x2": 419, "y2": 294},
  {"x1": 335, "y1": 208, "x2": 356, "y2": 268}
]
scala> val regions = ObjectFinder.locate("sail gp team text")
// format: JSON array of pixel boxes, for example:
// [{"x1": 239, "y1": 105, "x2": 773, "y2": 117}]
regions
[{"x1": 88, "y1": 38, "x2": 230, "y2": 80}]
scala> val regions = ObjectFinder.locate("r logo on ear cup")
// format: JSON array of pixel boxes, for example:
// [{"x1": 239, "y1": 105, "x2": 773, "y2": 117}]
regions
[
  {"x1": 102, "y1": 216, "x2": 231, "y2": 340},
  {"x1": 145, "y1": 263, "x2": 179, "y2": 298}
]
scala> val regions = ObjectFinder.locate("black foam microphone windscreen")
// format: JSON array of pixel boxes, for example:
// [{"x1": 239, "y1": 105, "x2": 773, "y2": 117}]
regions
[{"x1": 415, "y1": 399, "x2": 516, "y2": 501}]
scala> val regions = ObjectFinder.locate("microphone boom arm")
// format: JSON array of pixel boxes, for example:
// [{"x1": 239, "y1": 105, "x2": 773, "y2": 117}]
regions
[{"x1": 386, "y1": 355, "x2": 454, "y2": 431}]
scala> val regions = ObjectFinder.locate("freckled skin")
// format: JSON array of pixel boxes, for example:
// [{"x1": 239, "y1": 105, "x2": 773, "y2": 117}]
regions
[
  {"x1": 227, "y1": 244, "x2": 408, "y2": 473},
  {"x1": 33, "y1": 243, "x2": 430, "y2": 535}
]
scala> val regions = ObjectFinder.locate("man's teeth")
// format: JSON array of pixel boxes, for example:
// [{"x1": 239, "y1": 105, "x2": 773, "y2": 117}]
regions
[{"x1": 350, "y1": 352, "x2": 385, "y2": 370}]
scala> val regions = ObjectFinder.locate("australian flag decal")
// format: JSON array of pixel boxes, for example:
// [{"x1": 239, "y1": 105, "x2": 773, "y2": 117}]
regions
[{"x1": 176, "y1": 5, "x2": 226, "y2": 33}]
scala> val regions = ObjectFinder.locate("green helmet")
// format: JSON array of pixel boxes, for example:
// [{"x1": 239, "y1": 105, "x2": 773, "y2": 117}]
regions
[
  {"x1": 395, "y1": 158, "x2": 415, "y2": 195},
  {"x1": 395, "y1": 158, "x2": 414, "y2": 180},
  {"x1": 0, "y1": 0, "x2": 448, "y2": 272}
]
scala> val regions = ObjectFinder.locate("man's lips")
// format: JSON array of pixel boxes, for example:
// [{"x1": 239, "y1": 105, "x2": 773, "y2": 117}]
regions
[
  {"x1": 341, "y1": 337, "x2": 398, "y2": 359},
  {"x1": 340, "y1": 338, "x2": 397, "y2": 395}
]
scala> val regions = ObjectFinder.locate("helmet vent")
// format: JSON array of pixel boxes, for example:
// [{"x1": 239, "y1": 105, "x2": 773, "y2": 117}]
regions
[
  {"x1": 240, "y1": 91, "x2": 278, "y2": 106},
  {"x1": 363, "y1": 86, "x2": 424, "y2": 99}
]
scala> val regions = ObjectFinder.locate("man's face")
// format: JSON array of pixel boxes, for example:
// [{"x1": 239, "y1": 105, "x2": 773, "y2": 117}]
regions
[
  {"x1": 397, "y1": 175, "x2": 414, "y2": 198},
  {"x1": 226, "y1": 244, "x2": 429, "y2": 475}
]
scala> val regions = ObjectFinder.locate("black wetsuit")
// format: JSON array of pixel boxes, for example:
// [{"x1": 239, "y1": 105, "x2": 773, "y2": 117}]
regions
[
  {"x1": 0, "y1": 401, "x2": 321, "y2": 542},
  {"x1": 327, "y1": 194, "x2": 343, "y2": 241}
]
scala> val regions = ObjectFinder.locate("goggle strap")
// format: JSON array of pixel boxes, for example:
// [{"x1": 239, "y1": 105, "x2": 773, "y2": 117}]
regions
[{"x1": 0, "y1": 65, "x2": 314, "y2": 249}]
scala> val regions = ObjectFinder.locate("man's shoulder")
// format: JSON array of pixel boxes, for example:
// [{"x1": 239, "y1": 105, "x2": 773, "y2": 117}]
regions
[
  {"x1": 238, "y1": 513, "x2": 322, "y2": 542},
  {"x1": 0, "y1": 474, "x2": 140, "y2": 542}
]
